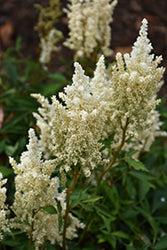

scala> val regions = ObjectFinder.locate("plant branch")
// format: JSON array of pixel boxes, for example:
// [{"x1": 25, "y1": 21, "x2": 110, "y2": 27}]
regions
[{"x1": 62, "y1": 165, "x2": 79, "y2": 250}]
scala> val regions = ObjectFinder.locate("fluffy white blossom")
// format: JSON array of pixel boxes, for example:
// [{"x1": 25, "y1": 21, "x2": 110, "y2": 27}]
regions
[
  {"x1": 9, "y1": 129, "x2": 84, "y2": 249},
  {"x1": 64, "y1": 0, "x2": 117, "y2": 58},
  {"x1": 0, "y1": 173, "x2": 9, "y2": 239},
  {"x1": 32, "y1": 60, "x2": 107, "y2": 177},
  {"x1": 106, "y1": 18, "x2": 165, "y2": 153}
]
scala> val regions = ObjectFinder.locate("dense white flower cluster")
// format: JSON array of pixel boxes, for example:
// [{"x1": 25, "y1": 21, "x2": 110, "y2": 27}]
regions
[
  {"x1": 9, "y1": 129, "x2": 84, "y2": 249},
  {"x1": 64, "y1": 0, "x2": 117, "y2": 58},
  {"x1": 91, "y1": 19, "x2": 165, "y2": 154},
  {"x1": 0, "y1": 173, "x2": 9, "y2": 239},
  {"x1": 33, "y1": 18, "x2": 166, "y2": 166},
  {"x1": 39, "y1": 28, "x2": 63, "y2": 68},
  {"x1": 32, "y1": 62, "x2": 107, "y2": 177}
]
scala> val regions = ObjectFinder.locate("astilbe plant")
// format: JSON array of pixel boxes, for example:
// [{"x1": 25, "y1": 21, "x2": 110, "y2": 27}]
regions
[
  {"x1": 1, "y1": 18, "x2": 166, "y2": 250},
  {"x1": 64, "y1": 0, "x2": 117, "y2": 61},
  {"x1": 9, "y1": 129, "x2": 84, "y2": 250}
]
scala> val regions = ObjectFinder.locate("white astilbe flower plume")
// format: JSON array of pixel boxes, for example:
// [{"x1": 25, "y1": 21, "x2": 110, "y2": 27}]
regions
[
  {"x1": 32, "y1": 60, "x2": 107, "y2": 177},
  {"x1": 107, "y1": 18, "x2": 166, "y2": 151},
  {"x1": 9, "y1": 129, "x2": 84, "y2": 249},
  {"x1": 64, "y1": 0, "x2": 117, "y2": 58},
  {"x1": 0, "y1": 173, "x2": 10, "y2": 239}
]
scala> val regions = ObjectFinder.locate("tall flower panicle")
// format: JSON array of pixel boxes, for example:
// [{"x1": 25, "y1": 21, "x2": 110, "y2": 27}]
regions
[
  {"x1": 9, "y1": 129, "x2": 84, "y2": 249},
  {"x1": 0, "y1": 173, "x2": 9, "y2": 239},
  {"x1": 106, "y1": 18, "x2": 165, "y2": 151},
  {"x1": 32, "y1": 60, "x2": 107, "y2": 177},
  {"x1": 64, "y1": 0, "x2": 117, "y2": 58}
]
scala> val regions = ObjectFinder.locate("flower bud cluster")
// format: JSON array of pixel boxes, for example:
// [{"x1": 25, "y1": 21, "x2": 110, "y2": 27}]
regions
[
  {"x1": 9, "y1": 129, "x2": 84, "y2": 249},
  {"x1": 64, "y1": 0, "x2": 117, "y2": 58}
]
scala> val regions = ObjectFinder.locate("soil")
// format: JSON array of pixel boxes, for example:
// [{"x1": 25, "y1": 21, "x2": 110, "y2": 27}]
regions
[{"x1": 0, "y1": 0, "x2": 167, "y2": 96}]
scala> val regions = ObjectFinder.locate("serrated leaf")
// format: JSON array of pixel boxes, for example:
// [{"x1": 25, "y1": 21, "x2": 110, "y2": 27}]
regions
[
  {"x1": 126, "y1": 158, "x2": 148, "y2": 172},
  {"x1": 41, "y1": 205, "x2": 57, "y2": 214}
]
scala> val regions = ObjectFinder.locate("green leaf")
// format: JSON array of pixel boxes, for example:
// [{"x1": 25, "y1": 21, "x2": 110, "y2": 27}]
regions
[
  {"x1": 137, "y1": 207, "x2": 159, "y2": 236},
  {"x1": 6, "y1": 60, "x2": 18, "y2": 84},
  {"x1": 41, "y1": 205, "x2": 57, "y2": 214},
  {"x1": 58, "y1": 214, "x2": 63, "y2": 232},
  {"x1": 15, "y1": 37, "x2": 22, "y2": 51},
  {"x1": 155, "y1": 236, "x2": 167, "y2": 249},
  {"x1": 100, "y1": 214, "x2": 111, "y2": 232},
  {"x1": 70, "y1": 187, "x2": 88, "y2": 207},
  {"x1": 126, "y1": 149, "x2": 138, "y2": 157},
  {"x1": 0, "y1": 166, "x2": 13, "y2": 178},
  {"x1": 82, "y1": 196, "x2": 103, "y2": 203},
  {"x1": 95, "y1": 204, "x2": 115, "y2": 220},
  {"x1": 80, "y1": 203, "x2": 93, "y2": 212},
  {"x1": 129, "y1": 171, "x2": 155, "y2": 182},
  {"x1": 100, "y1": 181, "x2": 120, "y2": 212},
  {"x1": 5, "y1": 143, "x2": 19, "y2": 156},
  {"x1": 121, "y1": 210, "x2": 138, "y2": 219},
  {"x1": 42, "y1": 83, "x2": 64, "y2": 96},
  {"x1": 48, "y1": 73, "x2": 66, "y2": 83},
  {"x1": 111, "y1": 231, "x2": 130, "y2": 239},
  {"x1": 0, "y1": 113, "x2": 27, "y2": 132},
  {"x1": 138, "y1": 181, "x2": 150, "y2": 201},
  {"x1": 125, "y1": 175, "x2": 137, "y2": 199},
  {"x1": 98, "y1": 231, "x2": 116, "y2": 248},
  {"x1": 126, "y1": 158, "x2": 148, "y2": 172}
]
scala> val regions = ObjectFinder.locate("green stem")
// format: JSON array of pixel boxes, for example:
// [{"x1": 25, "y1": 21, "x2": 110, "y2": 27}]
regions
[
  {"x1": 62, "y1": 165, "x2": 79, "y2": 250},
  {"x1": 95, "y1": 118, "x2": 129, "y2": 194}
]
